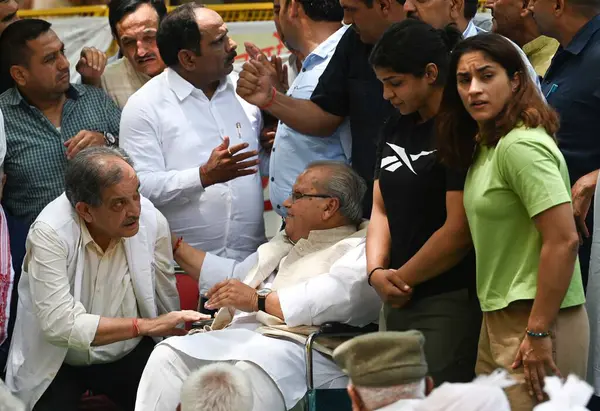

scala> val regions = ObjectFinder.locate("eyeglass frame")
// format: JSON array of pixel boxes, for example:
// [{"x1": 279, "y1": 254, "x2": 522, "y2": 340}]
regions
[{"x1": 288, "y1": 191, "x2": 335, "y2": 203}]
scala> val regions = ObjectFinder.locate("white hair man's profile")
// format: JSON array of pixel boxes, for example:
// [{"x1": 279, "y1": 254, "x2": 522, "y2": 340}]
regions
[{"x1": 179, "y1": 363, "x2": 253, "y2": 411}]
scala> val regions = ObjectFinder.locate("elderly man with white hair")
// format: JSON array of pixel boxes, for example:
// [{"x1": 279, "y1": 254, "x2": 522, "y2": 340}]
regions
[
  {"x1": 333, "y1": 330, "x2": 434, "y2": 411},
  {"x1": 134, "y1": 161, "x2": 382, "y2": 411},
  {"x1": 178, "y1": 363, "x2": 253, "y2": 411}
]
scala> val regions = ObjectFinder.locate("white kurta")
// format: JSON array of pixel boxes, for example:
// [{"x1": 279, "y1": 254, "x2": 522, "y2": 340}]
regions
[
  {"x1": 135, "y1": 238, "x2": 381, "y2": 410},
  {"x1": 120, "y1": 68, "x2": 267, "y2": 293}
]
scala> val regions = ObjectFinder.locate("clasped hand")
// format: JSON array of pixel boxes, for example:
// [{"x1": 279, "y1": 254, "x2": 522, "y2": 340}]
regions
[{"x1": 369, "y1": 269, "x2": 413, "y2": 309}]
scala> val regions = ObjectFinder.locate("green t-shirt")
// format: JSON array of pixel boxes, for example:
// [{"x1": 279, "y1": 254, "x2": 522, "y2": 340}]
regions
[{"x1": 464, "y1": 126, "x2": 585, "y2": 312}]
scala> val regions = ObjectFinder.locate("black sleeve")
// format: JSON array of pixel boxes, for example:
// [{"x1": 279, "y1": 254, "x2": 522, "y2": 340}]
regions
[
  {"x1": 445, "y1": 166, "x2": 467, "y2": 191},
  {"x1": 309, "y1": 29, "x2": 353, "y2": 117},
  {"x1": 374, "y1": 115, "x2": 397, "y2": 179}
]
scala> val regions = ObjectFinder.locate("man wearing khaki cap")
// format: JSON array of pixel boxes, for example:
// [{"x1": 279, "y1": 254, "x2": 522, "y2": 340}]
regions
[{"x1": 333, "y1": 331, "x2": 434, "y2": 411}]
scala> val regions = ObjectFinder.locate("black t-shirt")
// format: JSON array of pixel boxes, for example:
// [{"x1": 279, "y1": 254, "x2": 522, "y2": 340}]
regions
[
  {"x1": 375, "y1": 112, "x2": 475, "y2": 300},
  {"x1": 311, "y1": 28, "x2": 395, "y2": 218}
]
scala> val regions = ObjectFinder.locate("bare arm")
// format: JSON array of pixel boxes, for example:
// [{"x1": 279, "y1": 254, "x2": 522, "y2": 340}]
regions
[
  {"x1": 366, "y1": 180, "x2": 391, "y2": 273},
  {"x1": 528, "y1": 202, "x2": 580, "y2": 332},
  {"x1": 397, "y1": 191, "x2": 472, "y2": 286},
  {"x1": 173, "y1": 240, "x2": 206, "y2": 283},
  {"x1": 236, "y1": 58, "x2": 343, "y2": 137}
]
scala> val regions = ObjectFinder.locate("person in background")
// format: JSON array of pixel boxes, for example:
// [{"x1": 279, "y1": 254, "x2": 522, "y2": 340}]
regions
[
  {"x1": 252, "y1": 0, "x2": 351, "y2": 218},
  {"x1": 0, "y1": 0, "x2": 109, "y2": 93},
  {"x1": 120, "y1": 4, "x2": 266, "y2": 294},
  {"x1": 333, "y1": 331, "x2": 434, "y2": 411},
  {"x1": 5, "y1": 147, "x2": 204, "y2": 410},
  {"x1": 436, "y1": 33, "x2": 587, "y2": 411},
  {"x1": 367, "y1": 20, "x2": 480, "y2": 385},
  {"x1": 528, "y1": 0, "x2": 600, "y2": 290},
  {"x1": 178, "y1": 364, "x2": 254, "y2": 411},
  {"x1": 237, "y1": 0, "x2": 407, "y2": 218},
  {"x1": 272, "y1": 0, "x2": 302, "y2": 86},
  {"x1": 102, "y1": 0, "x2": 168, "y2": 108},
  {"x1": 486, "y1": 0, "x2": 559, "y2": 77},
  {"x1": 0, "y1": 19, "x2": 121, "y2": 227},
  {"x1": 402, "y1": 0, "x2": 541, "y2": 87}
]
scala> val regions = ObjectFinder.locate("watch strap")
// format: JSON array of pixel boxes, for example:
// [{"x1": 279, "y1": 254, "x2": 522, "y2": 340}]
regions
[{"x1": 258, "y1": 294, "x2": 266, "y2": 312}]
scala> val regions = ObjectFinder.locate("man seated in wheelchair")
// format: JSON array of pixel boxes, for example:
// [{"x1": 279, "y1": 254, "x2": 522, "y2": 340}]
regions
[{"x1": 134, "y1": 161, "x2": 381, "y2": 411}]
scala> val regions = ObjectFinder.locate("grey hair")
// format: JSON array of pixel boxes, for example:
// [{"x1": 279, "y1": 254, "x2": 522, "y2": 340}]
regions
[
  {"x1": 306, "y1": 161, "x2": 367, "y2": 225},
  {"x1": 180, "y1": 363, "x2": 253, "y2": 411},
  {"x1": 356, "y1": 378, "x2": 427, "y2": 410},
  {"x1": 64, "y1": 146, "x2": 134, "y2": 208}
]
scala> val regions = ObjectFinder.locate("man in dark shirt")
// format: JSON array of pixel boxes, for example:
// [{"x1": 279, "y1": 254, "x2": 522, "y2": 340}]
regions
[
  {"x1": 529, "y1": 0, "x2": 600, "y2": 289},
  {"x1": 237, "y1": 0, "x2": 406, "y2": 217}
]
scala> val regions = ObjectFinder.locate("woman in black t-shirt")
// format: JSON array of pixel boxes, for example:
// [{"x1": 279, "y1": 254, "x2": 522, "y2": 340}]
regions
[{"x1": 366, "y1": 20, "x2": 482, "y2": 384}]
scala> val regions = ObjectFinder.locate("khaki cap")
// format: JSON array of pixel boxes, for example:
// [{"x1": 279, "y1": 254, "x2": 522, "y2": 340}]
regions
[{"x1": 332, "y1": 330, "x2": 428, "y2": 387}]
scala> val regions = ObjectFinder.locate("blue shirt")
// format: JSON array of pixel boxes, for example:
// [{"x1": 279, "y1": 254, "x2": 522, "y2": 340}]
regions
[
  {"x1": 269, "y1": 26, "x2": 351, "y2": 216},
  {"x1": 542, "y1": 13, "x2": 600, "y2": 185}
]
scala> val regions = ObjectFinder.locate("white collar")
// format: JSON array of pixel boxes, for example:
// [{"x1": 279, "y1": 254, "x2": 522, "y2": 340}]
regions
[{"x1": 165, "y1": 67, "x2": 232, "y2": 102}]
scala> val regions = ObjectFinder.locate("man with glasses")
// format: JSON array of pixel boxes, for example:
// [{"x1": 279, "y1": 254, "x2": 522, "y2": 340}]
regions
[{"x1": 134, "y1": 161, "x2": 381, "y2": 411}]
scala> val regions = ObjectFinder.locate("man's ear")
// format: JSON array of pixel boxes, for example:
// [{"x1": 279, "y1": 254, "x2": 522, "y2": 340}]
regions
[
  {"x1": 376, "y1": 0, "x2": 393, "y2": 15},
  {"x1": 177, "y1": 49, "x2": 199, "y2": 71},
  {"x1": 289, "y1": 0, "x2": 300, "y2": 18},
  {"x1": 425, "y1": 376, "x2": 435, "y2": 395},
  {"x1": 554, "y1": 0, "x2": 565, "y2": 14},
  {"x1": 9, "y1": 65, "x2": 27, "y2": 87},
  {"x1": 450, "y1": 0, "x2": 465, "y2": 20},
  {"x1": 322, "y1": 197, "x2": 341, "y2": 221},
  {"x1": 347, "y1": 384, "x2": 367, "y2": 411},
  {"x1": 75, "y1": 202, "x2": 94, "y2": 223}
]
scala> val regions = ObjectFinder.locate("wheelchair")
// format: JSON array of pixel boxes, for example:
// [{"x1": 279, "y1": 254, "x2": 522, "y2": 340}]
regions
[{"x1": 301, "y1": 322, "x2": 378, "y2": 411}]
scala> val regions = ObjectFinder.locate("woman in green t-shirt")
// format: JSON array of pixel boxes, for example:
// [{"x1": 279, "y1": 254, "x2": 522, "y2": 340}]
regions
[{"x1": 436, "y1": 33, "x2": 588, "y2": 410}]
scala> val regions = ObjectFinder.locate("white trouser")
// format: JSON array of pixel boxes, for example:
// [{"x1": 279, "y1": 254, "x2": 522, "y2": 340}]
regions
[{"x1": 134, "y1": 344, "x2": 286, "y2": 411}]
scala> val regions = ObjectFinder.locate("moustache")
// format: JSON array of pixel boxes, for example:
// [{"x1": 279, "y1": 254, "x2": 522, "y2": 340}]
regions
[
  {"x1": 123, "y1": 217, "x2": 139, "y2": 226},
  {"x1": 56, "y1": 71, "x2": 69, "y2": 81},
  {"x1": 137, "y1": 54, "x2": 156, "y2": 63},
  {"x1": 226, "y1": 52, "x2": 237, "y2": 63}
]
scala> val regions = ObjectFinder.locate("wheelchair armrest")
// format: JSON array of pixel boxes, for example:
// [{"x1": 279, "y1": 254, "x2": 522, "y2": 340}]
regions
[{"x1": 318, "y1": 322, "x2": 378, "y2": 336}]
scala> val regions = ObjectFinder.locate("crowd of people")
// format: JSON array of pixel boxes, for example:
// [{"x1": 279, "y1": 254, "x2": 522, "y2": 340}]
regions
[{"x1": 0, "y1": 0, "x2": 598, "y2": 410}]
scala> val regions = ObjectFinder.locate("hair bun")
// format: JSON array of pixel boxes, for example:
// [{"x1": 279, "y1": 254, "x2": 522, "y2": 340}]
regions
[{"x1": 437, "y1": 24, "x2": 463, "y2": 51}]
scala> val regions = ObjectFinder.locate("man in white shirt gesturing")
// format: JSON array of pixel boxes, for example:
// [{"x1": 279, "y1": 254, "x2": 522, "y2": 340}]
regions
[{"x1": 120, "y1": 3, "x2": 267, "y2": 294}]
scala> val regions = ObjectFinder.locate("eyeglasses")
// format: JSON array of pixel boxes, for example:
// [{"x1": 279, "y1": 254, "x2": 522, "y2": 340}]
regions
[{"x1": 289, "y1": 191, "x2": 334, "y2": 203}]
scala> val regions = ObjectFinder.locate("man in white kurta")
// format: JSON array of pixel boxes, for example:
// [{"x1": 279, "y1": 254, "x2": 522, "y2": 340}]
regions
[
  {"x1": 120, "y1": 5, "x2": 267, "y2": 294},
  {"x1": 5, "y1": 147, "x2": 205, "y2": 411},
  {"x1": 135, "y1": 161, "x2": 382, "y2": 411}
]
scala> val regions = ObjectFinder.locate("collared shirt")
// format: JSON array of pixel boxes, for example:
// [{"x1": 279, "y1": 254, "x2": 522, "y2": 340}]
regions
[
  {"x1": 463, "y1": 21, "x2": 541, "y2": 89},
  {"x1": 64, "y1": 222, "x2": 140, "y2": 365},
  {"x1": 101, "y1": 56, "x2": 151, "y2": 109},
  {"x1": 542, "y1": 13, "x2": 600, "y2": 185},
  {"x1": 0, "y1": 85, "x2": 121, "y2": 224},
  {"x1": 270, "y1": 26, "x2": 352, "y2": 216},
  {"x1": 120, "y1": 69, "x2": 266, "y2": 292},
  {"x1": 25, "y1": 213, "x2": 172, "y2": 365},
  {"x1": 523, "y1": 36, "x2": 560, "y2": 77}
]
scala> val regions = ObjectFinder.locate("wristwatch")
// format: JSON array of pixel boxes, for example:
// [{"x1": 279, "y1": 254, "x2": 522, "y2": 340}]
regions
[
  {"x1": 103, "y1": 131, "x2": 117, "y2": 147},
  {"x1": 257, "y1": 288, "x2": 272, "y2": 312}
]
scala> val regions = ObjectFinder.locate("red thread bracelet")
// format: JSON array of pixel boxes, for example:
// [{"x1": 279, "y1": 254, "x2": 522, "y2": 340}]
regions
[
  {"x1": 173, "y1": 237, "x2": 183, "y2": 254},
  {"x1": 133, "y1": 318, "x2": 140, "y2": 337},
  {"x1": 259, "y1": 87, "x2": 277, "y2": 110}
]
